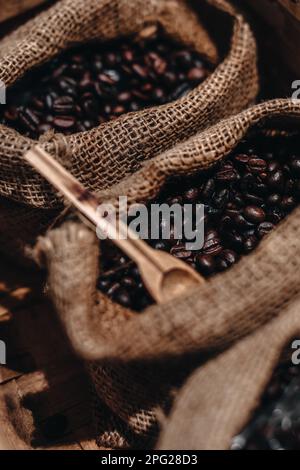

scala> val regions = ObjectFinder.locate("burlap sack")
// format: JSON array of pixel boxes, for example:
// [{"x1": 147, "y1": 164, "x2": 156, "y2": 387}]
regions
[
  {"x1": 39, "y1": 98, "x2": 300, "y2": 449},
  {"x1": 0, "y1": 0, "x2": 258, "y2": 263}
]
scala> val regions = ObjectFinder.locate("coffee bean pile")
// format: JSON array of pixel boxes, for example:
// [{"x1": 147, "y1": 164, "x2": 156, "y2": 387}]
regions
[
  {"x1": 0, "y1": 26, "x2": 213, "y2": 139},
  {"x1": 98, "y1": 134, "x2": 300, "y2": 311},
  {"x1": 232, "y1": 353, "x2": 300, "y2": 450}
]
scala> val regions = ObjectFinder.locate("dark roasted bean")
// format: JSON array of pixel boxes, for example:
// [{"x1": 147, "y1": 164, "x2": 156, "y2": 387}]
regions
[
  {"x1": 115, "y1": 289, "x2": 132, "y2": 308},
  {"x1": 18, "y1": 108, "x2": 40, "y2": 132},
  {"x1": 247, "y1": 157, "x2": 267, "y2": 173},
  {"x1": 187, "y1": 67, "x2": 206, "y2": 81},
  {"x1": 202, "y1": 239, "x2": 222, "y2": 256},
  {"x1": 53, "y1": 115, "x2": 75, "y2": 130},
  {"x1": 256, "y1": 221, "x2": 275, "y2": 239},
  {"x1": 170, "y1": 245, "x2": 193, "y2": 260},
  {"x1": 267, "y1": 208, "x2": 283, "y2": 224},
  {"x1": 267, "y1": 193, "x2": 281, "y2": 206},
  {"x1": 184, "y1": 187, "x2": 199, "y2": 202},
  {"x1": 267, "y1": 170, "x2": 285, "y2": 192},
  {"x1": 243, "y1": 235, "x2": 258, "y2": 253},
  {"x1": 201, "y1": 179, "x2": 215, "y2": 200},
  {"x1": 53, "y1": 96, "x2": 75, "y2": 114},
  {"x1": 217, "y1": 249, "x2": 238, "y2": 271},
  {"x1": 280, "y1": 195, "x2": 296, "y2": 212},
  {"x1": 243, "y1": 205, "x2": 266, "y2": 224},
  {"x1": 234, "y1": 214, "x2": 255, "y2": 230},
  {"x1": 216, "y1": 166, "x2": 237, "y2": 182},
  {"x1": 195, "y1": 254, "x2": 216, "y2": 275}
]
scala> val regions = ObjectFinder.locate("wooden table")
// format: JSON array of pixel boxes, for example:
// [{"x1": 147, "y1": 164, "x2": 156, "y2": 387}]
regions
[{"x1": 0, "y1": 259, "x2": 100, "y2": 450}]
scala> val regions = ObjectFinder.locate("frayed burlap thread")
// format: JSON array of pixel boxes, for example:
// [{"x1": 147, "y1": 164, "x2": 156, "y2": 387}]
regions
[{"x1": 42, "y1": 99, "x2": 300, "y2": 448}]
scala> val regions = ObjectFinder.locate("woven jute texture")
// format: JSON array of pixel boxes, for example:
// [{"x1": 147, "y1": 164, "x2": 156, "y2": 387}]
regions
[
  {"x1": 40, "y1": 98, "x2": 300, "y2": 449},
  {"x1": 0, "y1": 0, "x2": 258, "y2": 262}
]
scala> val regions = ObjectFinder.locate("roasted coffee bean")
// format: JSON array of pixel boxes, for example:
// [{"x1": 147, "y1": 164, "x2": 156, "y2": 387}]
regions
[
  {"x1": 244, "y1": 193, "x2": 264, "y2": 206},
  {"x1": 152, "y1": 240, "x2": 170, "y2": 251},
  {"x1": 201, "y1": 179, "x2": 215, "y2": 200},
  {"x1": 243, "y1": 205, "x2": 266, "y2": 224},
  {"x1": 243, "y1": 235, "x2": 259, "y2": 253},
  {"x1": 53, "y1": 96, "x2": 75, "y2": 114},
  {"x1": 216, "y1": 249, "x2": 238, "y2": 271},
  {"x1": 0, "y1": 30, "x2": 213, "y2": 139},
  {"x1": 280, "y1": 195, "x2": 296, "y2": 212},
  {"x1": 115, "y1": 289, "x2": 132, "y2": 308},
  {"x1": 212, "y1": 189, "x2": 229, "y2": 209},
  {"x1": 224, "y1": 230, "x2": 243, "y2": 251},
  {"x1": 53, "y1": 116, "x2": 75, "y2": 130},
  {"x1": 267, "y1": 193, "x2": 281, "y2": 206},
  {"x1": 187, "y1": 67, "x2": 206, "y2": 81},
  {"x1": 268, "y1": 161, "x2": 281, "y2": 173},
  {"x1": 216, "y1": 166, "x2": 237, "y2": 182},
  {"x1": 121, "y1": 276, "x2": 137, "y2": 289},
  {"x1": 247, "y1": 157, "x2": 267, "y2": 173},
  {"x1": 256, "y1": 221, "x2": 275, "y2": 239},
  {"x1": 184, "y1": 187, "x2": 199, "y2": 202},
  {"x1": 203, "y1": 230, "x2": 222, "y2": 255},
  {"x1": 267, "y1": 169, "x2": 285, "y2": 192},
  {"x1": 267, "y1": 207, "x2": 283, "y2": 224},
  {"x1": 195, "y1": 254, "x2": 216, "y2": 275},
  {"x1": 234, "y1": 213, "x2": 255, "y2": 230},
  {"x1": 19, "y1": 108, "x2": 40, "y2": 132},
  {"x1": 170, "y1": 245, "x2": 193, "y2": 260}
]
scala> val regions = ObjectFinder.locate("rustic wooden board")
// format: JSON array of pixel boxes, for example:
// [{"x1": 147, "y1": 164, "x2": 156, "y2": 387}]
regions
[
  {"x1": 0, "y1": 258, "x2": 101, "y2": 450},
  {"x1": 0, "y1": 0, "x2": 49, "y2": 23}
]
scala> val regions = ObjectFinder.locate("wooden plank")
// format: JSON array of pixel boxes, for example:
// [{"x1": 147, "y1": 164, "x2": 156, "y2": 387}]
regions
[{"x1": 0, "y1": 257, "x2": 99, "y2": 450}]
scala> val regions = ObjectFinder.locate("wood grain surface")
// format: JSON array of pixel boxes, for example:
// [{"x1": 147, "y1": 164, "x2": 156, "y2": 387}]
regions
[{"x1": 0, "y1": 259, "x2": 100, "y2": 450}]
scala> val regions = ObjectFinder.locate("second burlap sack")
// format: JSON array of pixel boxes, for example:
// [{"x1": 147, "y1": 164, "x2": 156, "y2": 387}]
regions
[{"x1": 39, "y1": 98, "x2": 300, "y2": 448}]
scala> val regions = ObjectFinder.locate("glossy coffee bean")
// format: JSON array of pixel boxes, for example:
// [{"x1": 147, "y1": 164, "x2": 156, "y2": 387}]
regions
[
  {"x1": 217, "y1": 249, "x2": 238, "y2": 271},
  {"x1": 195, "y1": 254, "x2": 216, "y2": 275},
  {"x1": 256, "y1": 222, "x2": 275, "y2": 239},
  {"x1": 243, "y1": 205, "x2": 266, "y2": 224}
]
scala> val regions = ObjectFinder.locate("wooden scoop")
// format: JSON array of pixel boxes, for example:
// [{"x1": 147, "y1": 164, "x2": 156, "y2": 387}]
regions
[{"x1": 24, "y1": 146, "x2": 204, "y2": 304}]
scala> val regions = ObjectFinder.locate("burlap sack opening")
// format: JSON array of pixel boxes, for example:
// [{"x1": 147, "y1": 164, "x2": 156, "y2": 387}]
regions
[
  {"x1": 39, "y1": 98, "x2": 300, "y2": 448},
  {"x1": 0, "y1": 0, "x2": 258, "y2": 263}
]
